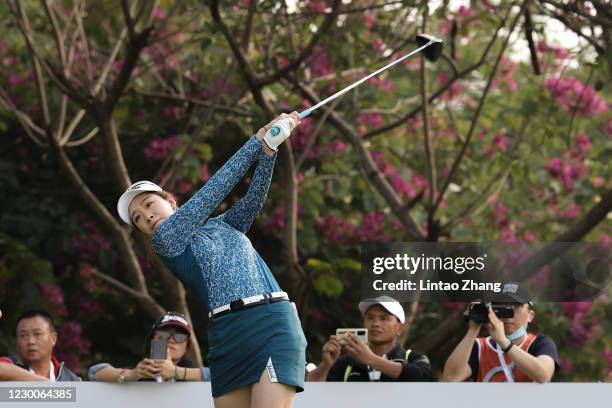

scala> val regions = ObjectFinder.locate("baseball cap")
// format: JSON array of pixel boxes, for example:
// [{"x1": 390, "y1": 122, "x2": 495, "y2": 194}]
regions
[
  {"x1": 152, "y1": 312, "x2": 190, "y2": 333},
  {"x1": 489, "y1": 282, "x2": 534, "y2": 307},
  {"x1": 358, "y1": 296, "x2": 405, "y2": 324},
  {"x1": 117, "y1": 181, "x2": 163, "y2": 225}
]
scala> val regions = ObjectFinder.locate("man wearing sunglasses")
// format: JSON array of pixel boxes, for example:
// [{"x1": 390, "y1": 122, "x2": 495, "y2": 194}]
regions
[
  {"x1": 89, "y1": 311, "x2": 210, "y2": 382},
  {"x1": 443, "y1": 282, "x2": 560, "y2": 383}
]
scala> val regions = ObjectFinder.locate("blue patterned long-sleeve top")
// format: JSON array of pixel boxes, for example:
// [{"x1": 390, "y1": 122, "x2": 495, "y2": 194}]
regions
[{"x1": 151, "y1": 137, "x2": 282, "y2": 310}]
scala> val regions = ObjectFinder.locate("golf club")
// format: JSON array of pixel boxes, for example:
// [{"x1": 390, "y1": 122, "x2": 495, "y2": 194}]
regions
[{"x1": 265, "y1": 33, "x2": 443, "y2": 138}]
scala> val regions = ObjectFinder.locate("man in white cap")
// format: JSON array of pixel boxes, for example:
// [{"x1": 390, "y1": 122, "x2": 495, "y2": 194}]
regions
[{"x1": 306, "y1": 296, "x2": 432, "y2": 382}]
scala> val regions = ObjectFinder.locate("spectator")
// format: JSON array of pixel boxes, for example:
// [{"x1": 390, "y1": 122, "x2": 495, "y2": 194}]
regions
[
  {"x1": 89, "y1": 311, "x2": 209, "y2": 382},
  {"x1": 443, "y1": 282, "x2": 560, "y2": 383},
  {"x1": 306, "y1": 296, "x2": 432, "y2": 382},
  {"x1": 0, "y1": 309, "x2": 81, "y2": 381}
]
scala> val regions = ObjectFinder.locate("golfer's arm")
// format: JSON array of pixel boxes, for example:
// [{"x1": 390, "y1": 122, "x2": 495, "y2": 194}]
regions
[
  {"x1": 219, "y1": 150, "x2": 276, "y2": 233},
  {"x1": 507, "y1": 348, "x2": 555, "y2": 383},
  {"x1": 0, "y1": 363, "x2": 49, "y2": 381},
  {"x1": 442, "y1": 327, "x2": 478, "y2": 381},
  {"x1": 152, "y1": 137, "x2": 261, "y2": 256}
]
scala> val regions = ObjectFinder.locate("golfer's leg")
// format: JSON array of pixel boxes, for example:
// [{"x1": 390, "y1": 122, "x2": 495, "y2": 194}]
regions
[
  {"x1": 213, "y1": 385, "x2": 251, "y2": 408},
  {"x1": 250, "y1": 370, "x2": 296, "y2": 408}
]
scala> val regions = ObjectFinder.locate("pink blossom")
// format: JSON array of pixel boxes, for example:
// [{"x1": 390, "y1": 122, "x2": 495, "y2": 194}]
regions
[
  {"x1": 40, "y1": 283, "x2": 68, "y2": 317},
  {"x1": 545, "y1": 76, "x2": 608, "y2": 116},
  {"x1": 162, "y1": 106, "x2": 177, "y2": 119},
  {"x1": 358, "y1": 113, "x2": 384, "y2": 128},
  {"x1": 545, "y1": 157, "x2": 586, "y2": 190},
  {"x1": 598, "y1": 233, "x2": 612, "y2": 244},
  {"x1": 308, "y1": 46, "x2": 332, "y2": 77},
  {"x1": 559, "y1": 358, "x2": 575, "y2": 373},
  {"x1": 200, "y1": 163, "x2": 210, "y2": 181},
  {"x1": 372, "y1": 39, "x2": 385, "y2": 55},
  {"x1": 591, "y1": 176, "x2": 604, "y2": 187},
  {"x1": 174, "y1": 179, "x2": 193, "y2": 195},
  {"x1": 437, "y1": 73, "x2": 465, "y2": 100},
  {"x1": 499, "y1": 225, "x2": 518, "y2": 243},
  {"x1": 605, "y1": 119, "x2": 612, "y2": 137},
  {"x1": 523, "y1": 230, "x2": 538, "y2": 242},
  {"x1": 363, "y1": 11, "x2": 375, "y2": 29},
  {"x1": 261, "y1": 206, "x2": 285, "y2": 232},
  {"x1": 143, "y1": 135, "x2": 181, "y2": 160},
  {"x1": 306, "y1": 0, "x2": 328, "y2": 13},
  {"x1": 78, "y1": 263, "x2": 99, "y2": 292},
  {"x1": 492, "y1": 133, "x2": 508, "y2": 152},
  {"x1": 316, "y1": 214, "x2": 355, "y2": 243},
  {"x1": 560, "y1": 202, "x2": 580, "y2": 219},
  {"x1": 561, "y1": 302, "x2": 593, "y2": 317},
  {"x1": 568, "y1": 313, "x2": 597, "y2": 347},
  {"x1": 438, "y1": 19, "x2": 453, "y2": 35},
  {"x1": 529, "y1": 265, "x2": 549, "y2": 292},
  {"x1": 152, "y1": 6, "x2": 165, "y2": 19},
  {"x1": 54, "y1": 322, "x2": 91, "y2": 373},
  {"x1": 326, "y1": 139, "x2": 347, "y2": 154},
  {"x1": 490, "y1": 197, "x2": 509, "y2": 228},
  {"x1": 491, "y1": 57, "x2": 518, "y2": 92},
  {"x1": 457, "y1": 6, "x2": 474, "y2": 17},
  {"x1": 72, "y1": 216, "x2": 112, "y2": 261},
  {"x1": 575, "y1": 133, "x2": 591, "y2": 152},
  {"x1": 355, "y1": 212, "x2": 390, "y2": 242},
  {"x1": 604, "y1": 349, "x2": 612, "y2": 368},
  {"x1": 368, "y1": 77, "x2": 395, "y2": 92}
]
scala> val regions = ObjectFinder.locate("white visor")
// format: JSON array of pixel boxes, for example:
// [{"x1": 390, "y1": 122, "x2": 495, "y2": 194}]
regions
[{"x1": 117, "y1": 181, "x2": 163, "y2": 225}]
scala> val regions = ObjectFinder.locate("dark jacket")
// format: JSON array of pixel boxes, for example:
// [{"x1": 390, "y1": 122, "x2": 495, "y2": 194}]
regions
[{"x1": 326, "y1": 343, "x2": 433, "y2": 382}]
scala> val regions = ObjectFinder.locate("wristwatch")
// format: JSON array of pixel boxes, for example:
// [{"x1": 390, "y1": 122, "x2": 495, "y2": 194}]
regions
[
  {"x1": 502, "y1": 341, "x2": 514, "y2": 353},
  {"x1": 118, "y1": 369, "x2": 126, "y2": 383}
]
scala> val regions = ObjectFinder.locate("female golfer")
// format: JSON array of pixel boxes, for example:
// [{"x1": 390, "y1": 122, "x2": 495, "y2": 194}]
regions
[{"x1": 117, "y1": 112, "x2": 306, "y2": 408}]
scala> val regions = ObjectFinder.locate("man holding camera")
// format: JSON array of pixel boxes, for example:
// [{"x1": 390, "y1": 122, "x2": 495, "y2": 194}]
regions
[
  {"x1": 443, "y1": 283, "x2": 559, "y2": 383},
  {"x1": 306, "y1": 296, "x2": 432, "y2": 382}
]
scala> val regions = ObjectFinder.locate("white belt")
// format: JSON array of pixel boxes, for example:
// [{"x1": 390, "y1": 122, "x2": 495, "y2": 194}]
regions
[{"x1": 208, "y1": 291, "x2": 289, "y2": 318}]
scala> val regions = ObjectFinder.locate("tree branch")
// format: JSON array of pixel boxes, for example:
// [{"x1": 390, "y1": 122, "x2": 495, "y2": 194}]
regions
[
  {"x1": 432, "y1": 2, "x2": 526, "y2": 217},
  {"x1": 288, "y1": 78, "x2": 424, "y2": 240},
  {"x1": 363, "y1": 11, "x2": 510, "y2": 140}
]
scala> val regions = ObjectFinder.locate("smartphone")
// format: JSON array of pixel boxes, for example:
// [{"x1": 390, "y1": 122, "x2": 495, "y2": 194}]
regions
[
  {"x1": 336, "y1": 328, "x2": 368, "y2": 345},
  {"x1": 150, "y1": 331, "x2": 170, "y2": 360}
]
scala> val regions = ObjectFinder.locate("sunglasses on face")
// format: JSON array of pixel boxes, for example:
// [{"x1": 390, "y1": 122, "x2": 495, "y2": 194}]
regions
[{"x1": 155, "y1": 330, "x2": 189, "y2": 343}]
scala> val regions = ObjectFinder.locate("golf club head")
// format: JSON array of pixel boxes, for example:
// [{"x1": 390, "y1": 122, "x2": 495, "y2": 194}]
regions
[{"x1": 416, "y1": 33, "x2": 443, "y2": 62}]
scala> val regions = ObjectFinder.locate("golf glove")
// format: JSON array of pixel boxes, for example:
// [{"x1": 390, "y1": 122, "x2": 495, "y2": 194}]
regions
[{"x1": 262, "y1": 116, "x2": 297, "y2": 152}]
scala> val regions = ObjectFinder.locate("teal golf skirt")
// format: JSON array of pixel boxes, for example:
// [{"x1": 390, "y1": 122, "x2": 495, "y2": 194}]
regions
[{"x1": 207, "y1": 300, "x2": 307, "y2": 398}]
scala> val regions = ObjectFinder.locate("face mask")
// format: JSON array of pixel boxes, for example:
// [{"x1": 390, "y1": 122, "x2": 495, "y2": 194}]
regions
[{"x1": 506, "y1": 326, "x2": 527, "y2": 342}]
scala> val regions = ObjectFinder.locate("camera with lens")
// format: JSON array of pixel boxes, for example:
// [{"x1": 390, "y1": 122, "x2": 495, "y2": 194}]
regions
[{"x1": 466, "y1": 302, "x2": 514, "y2": 323}]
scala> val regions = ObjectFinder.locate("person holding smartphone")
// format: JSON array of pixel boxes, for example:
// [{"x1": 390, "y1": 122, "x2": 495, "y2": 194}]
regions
[
  {"x1": 89, "y1": 311, "x2": 209, "y2": 382},
  {"x1": 306, "y1": 296, "x2": 432, "y2": 382}
]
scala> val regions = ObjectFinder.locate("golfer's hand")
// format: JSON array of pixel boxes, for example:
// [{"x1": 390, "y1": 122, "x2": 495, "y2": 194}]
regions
[
  {"x1": 261, "y1": 112, "x2": 301, "y2": 152},
  {"x1": 321, "y1": 335, "x2": 342, "y2": 368},
  {"x1": 256, "y1": 117, "x2": 277, "y2": 156}
]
